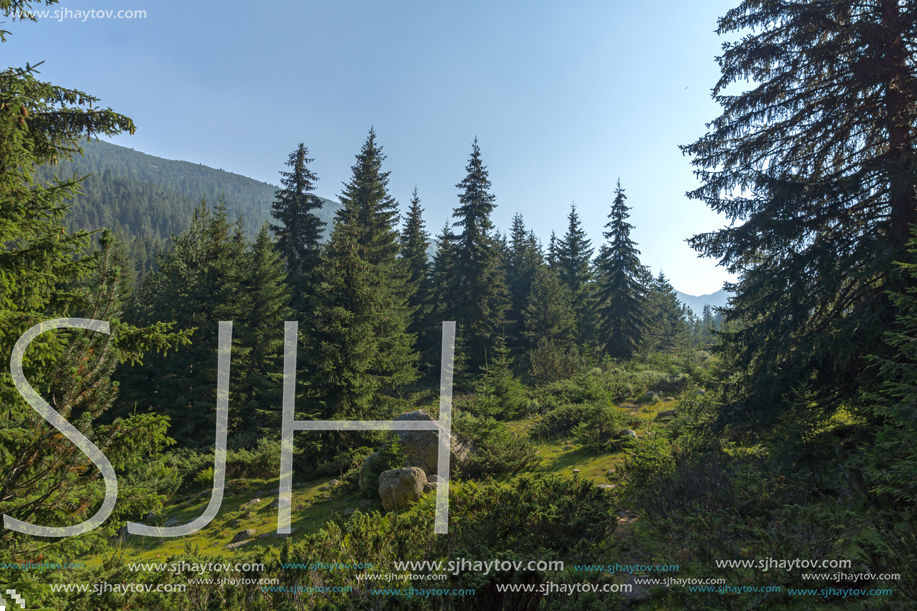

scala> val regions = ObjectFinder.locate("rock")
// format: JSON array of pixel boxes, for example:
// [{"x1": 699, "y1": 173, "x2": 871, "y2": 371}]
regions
[
  {"x1": 232, "y1": 529, "x2": 257, "y2": 543},
  {"x1": 694, "y1": 389, "x2": 706, "y2": 396},
  {"x1": 622, "y1": 429, "x2": 638, "y2": 439},
  {"x1": 330, "y1": 479, "x2": 342, "y2": 487},
  {"x1": 242, "y1": 498, "x2": 261, "y2": 508},
  {"x1": 358, "y1": 452, "x2": 383, "y2": 489},
  {"x1": 225, "y1": 540, "x2": 250, "y2": 550},
  {"x1": 619, "y1": 403, "x2": 637, "y2": 410},
  {"x1": 572, "y1": 469, "x2": 580, "y2": 474},
  {"x1": 644, "y1": 391, "x2": 657, "y2": 398},
  {"x1": 358, "y1": 499, "x2": 374, "y2": 509},
  {"x1": 393, "y1": 410, "x2": 474, "y2": 477},
  {"x1": 621, "y1": 574, "x2": 653, "y2": 603},
  {"x1": 606, "y1": 469, "x2": 615, "y2": 477},
  {"x1": 664, "y1": 397, "x2": 675, "y2": 402},
  {"x1": 227, "y1": 519, "x2": 242, "y2": 528},
  {"x1": 267, "y1": 498, "x2": 280, "y2": 509},
  {"x1": 656, "y1": 409, "x2": 676, "y2": 419},
  {"x1": 164, "y1": 517, "x2": 181, "y2": 527},
  {"x1": 597, "y1": 484, "x2": 615, "y2": 490},
  {"x1": 423, "y1": 482, "x2": 438, "y2": 494},
  {"x1": 344, "y1": 508, "x2": 357, "y2": 517},
  {"x1": 378, "y1": 467, "x2": 427, "y2": 510},
  {"x1": 427, "y1": 474, "x2": 440, "y2": 483},
  {"x1": 320, "y1": 492, "x2": 331, "y2": 500}
]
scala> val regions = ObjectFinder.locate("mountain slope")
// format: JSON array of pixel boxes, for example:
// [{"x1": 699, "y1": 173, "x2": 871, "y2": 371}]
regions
[
  {"x1": 674, "y1": 288, "x2": 731, "y2": 316},
  {"x1": 34, "y1": 139, "x2": 340, "y2": 273}
]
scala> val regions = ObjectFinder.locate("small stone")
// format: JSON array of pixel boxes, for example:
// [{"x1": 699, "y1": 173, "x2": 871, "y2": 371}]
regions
[
  {"x1": 330, "y1": 479, "x2": 342, "y2": 487},
  {"x1": 164, "y1": 517, "x2": 180, "y2": 527},
  {"x1": 344, "y1": 508, "x2": 357, "y2": 517},
  {"x1": 358, "y1": 499, "x2": 374, "y2": 509},
  {"x1": 320, "y1": 492, "x2": 331, "y2": 500},
  {"x1": 232, "y1": 529, "x2": 257, "y2": 543},
  {"x1": 597, "y1": 484, "x2": 615, "y2": 490},
  {"x1": 664, "y1": 397, "x2": 675, "y2": 402},
  {"x1": 572, "y1": 469, "x2": 580, "y2": 474},
  {"x1": 423, "y1": 482, "x2": 438, "y2": 494},
  {"x1": 267, "y1": 498, "x2": 280, "y2": 509}
]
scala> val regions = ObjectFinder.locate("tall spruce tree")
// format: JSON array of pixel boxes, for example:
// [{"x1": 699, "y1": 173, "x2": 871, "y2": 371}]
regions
[
  {"x1": 269, "y1": 143, "x2": 325, "y2": 305},
  {"x1": 556, "y1": 203, "x2": 595, "y2": 346},
  {"x1": 595, "y1": 180, "x2": 647, "y2": 359},
  {"x1": 682, "y1": 0, "x2": 917, "y2": 429},
  {"x1": 400, "y1": 187, "x2": 434, "y2": 373},
  {"x1": 302, "y1": 130, "x2": 417, "y2": 425},
  {"x1": 642, "y1": 271, "x2": 687, "y2": 357},
  {"x1": 451, "y1": 138, "x2": 510, "y2": 371},
  {"x1": 505, "y1": 214, "x2": 543, "y2": 352}
]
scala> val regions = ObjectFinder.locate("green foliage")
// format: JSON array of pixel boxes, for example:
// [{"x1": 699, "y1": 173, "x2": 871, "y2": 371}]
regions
[
  {"x1": 612, "y1": 431, "x2": 674, "y2": 489},
  {"x1": 556, "y1": 203, "x2": 596, "y2": 346},
  {"x1": 571, "y1": 405, "x2": 629, "y2": 452},
  {"x1": 269, "y1": 143, "x2": 325, "y2": 305},
  {"x1": 454, "y1": 411, "x2": 541, "y2": 477},
  {"x1": 594, "y1": 180, "x2": 647, "y2": 359},
  {"x1": 446, "y1": 138, "x2": 511, "y2": 372},
  {"x1": 472, "y1": 334, "x2": 528, "y2": 419}
]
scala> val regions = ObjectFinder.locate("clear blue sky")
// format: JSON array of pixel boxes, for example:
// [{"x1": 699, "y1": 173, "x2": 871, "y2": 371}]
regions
[{"x1": 7, "y1": 0, "x2": 740, "y2": 296}]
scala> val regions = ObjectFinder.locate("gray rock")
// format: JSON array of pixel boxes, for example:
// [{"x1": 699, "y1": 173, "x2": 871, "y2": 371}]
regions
[
  {"x1": 232, "y1": 529, "x2": 257, "y2": 543},
  {"x1": 320, "y1": 492, "x2": 331, "y2": 500},
  {"x1": 423, "y1": 482, "x2": 438, "y2": 494},
  {"x1": 392, "y1": 410, "x2": 474, "y2": 477},
  {"x1": 427, "y1": 474, "x2": 440, "y2": 483},
  {"x1": 164, "y1": 517, "x2": 181, "y2": 527},
  {"x1": 597, "y1": 484, "x2": 615, "y2": 490},
  {"x1": 619, "y1": 403, "x2": 637, "y2": 410},
  {"x1": 664, "y1": 397, "x2": 675, "y2": 402},
  {"x1": 344, "y1": 508, "x2": 357, "y2": 517},
  {"x1": 242, "y1": 498, "x2": 261, "y2": 508},
  {"x1": 330, "y1": 479, "x2": 342, "y2": 487},
  {"x1": 267, "y1": 498, "x2": 280, "y2": 509},
  {"x1": 379, "y1": 467, "x2": 427, "y2": 510},
  {"x1": 622, "y1": 429, "x2": 638, "y2": 439},
  {"x1": 572, "y1": 469, "x2": 580, "y2": 474},
  {"x1": 227, "y1": 519, "x2": 242, "y2": 528},
  {"x1": 694, "y1": 389, "x2": 706, "y2": 396},
  {"x1": 621, "y1": 574, "x2": 653, "y2": 603},
  {"x1": 656, "y1": 409, "x2": 676, "y2": 419},
  {"x1": 358, "y1": 452, "x2": 383, "y2": 489},
  {"x1": 358, "y1": 499, "x2": 374, "y2": 509}
]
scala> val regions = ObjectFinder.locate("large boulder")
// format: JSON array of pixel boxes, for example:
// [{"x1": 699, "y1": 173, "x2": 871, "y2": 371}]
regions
[
  {"x1": 379, "y1": 467, "x2": 427, "y2": 511},
  {"x1": 393, "y1": 410, "x2": 473, "y2": 477}
]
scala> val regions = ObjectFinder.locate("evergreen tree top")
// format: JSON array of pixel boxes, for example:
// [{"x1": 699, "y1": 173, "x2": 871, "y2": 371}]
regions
[{"x1": 453, "y1": 137, "x2": 497, "y2": 242}]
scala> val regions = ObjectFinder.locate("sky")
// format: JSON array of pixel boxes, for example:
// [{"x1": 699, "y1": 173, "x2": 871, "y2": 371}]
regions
[{"x1": 6, "y1": 0, "x2": 741, "y2": 296}]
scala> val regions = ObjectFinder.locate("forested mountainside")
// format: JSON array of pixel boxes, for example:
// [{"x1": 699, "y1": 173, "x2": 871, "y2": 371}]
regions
[{"x1": 33, "y1": 139, "x2": 339, "y2": 274}]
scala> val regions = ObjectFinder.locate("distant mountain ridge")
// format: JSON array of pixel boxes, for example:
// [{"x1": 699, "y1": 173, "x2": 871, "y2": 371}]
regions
[
  {"x1": 34, "y1": 139, "x2": 340, "y2": 273},
  {"x1": 674, "y1": 288, "x2": 732, "y2": 316}
]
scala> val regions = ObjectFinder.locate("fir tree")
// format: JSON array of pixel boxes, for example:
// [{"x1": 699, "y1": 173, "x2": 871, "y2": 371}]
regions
[
  {"x1": 642, "y1": 271, "x2": 687, "y2": 357},
  {"x1": 595, "y1": 180, "x2": 647, "y2": 359},
  {"x1": 236, "y1": 224, "x2": 293, "y2": 435},
  {"x1": 523, "y1": 265, "x2": 576, "y2": 349},
  {"x1": 451, "y1": 138, "x2": 510, "y2": 371},
  {"x1": 269, "y1": 143, "x2": 325, "y2": 305},
  {"x1": 400, "y1": 186, "x2": 433, "y2": 369},
  {"x1": 682, "y1": 0, "x2": 917, "y2": 429},
  {"x1": 302, "y1": 130, "x2": 417, "y2": 425},
  {"x1": 505, "y1": 214, "x2": 543, "y2": 352},
  {"x1": 556, "y1": 203, "x2": 595, "y2": 346}
]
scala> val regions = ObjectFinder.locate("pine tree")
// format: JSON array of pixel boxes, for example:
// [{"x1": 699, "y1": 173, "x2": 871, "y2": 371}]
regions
[
  {"x1": 556, "y1": 203, "x2": 595, "y2": 346},
  {"x1": 116, "y1": 200, "x2": 249, "y2": 447},
  {"x1": 505, "y1": 214, "x2": 543, "y2": 352},
  {"x1": 642, "y1": 271, "x2": 687, "y2": 357},
  {"x1": 682, "y1": 0, "x2": 917, "y2": 429},
  {"x1": 302, "y1": 130, "x2": 417, "y2": 424},
  {"x1": 523, "y1": 266, "x2": 576, "y2": 349},
  {"x1": 400, "y1": 187, "x2": 434, "y2": 374},
  {"x1": 451, "y1": 138, "x2": 510, "y2": 371},
  {"x1": 0, "y1": 0, "x2": 186, "y2": 552},
  {"x1": 269, "y1": 143, "x2": 325, "y2": 305},
  {"x1": 236, "y1": 224, "x2": 293, "y2": 435},
  {"x1": 595, "y1": 180, "x2": 647, "y2": 359}
]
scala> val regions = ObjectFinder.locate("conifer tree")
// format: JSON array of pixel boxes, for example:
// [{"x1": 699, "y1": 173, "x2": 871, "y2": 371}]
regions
[
  {"x1": 269, "y1": 143, "x2": 325, "y2": 305},
  {"x1": 505, "y1": 214, "x2": 543, "y2": 352},
  {"x1": 451, "y1": 138, "x2": 510, "y2": 371},
  {"x1": 683, "y1": 0, "x2": 917, "y2": 429},
  {"x1": 302, "y1": 130, "x2": 417, "y2": 424},
  {"x1": 523, "y1": 266, "x2": 576, "y2": 349},
  {"x1": 642, "y1": 271, "x2": 687, "y2": 357},
  {"x1": 400, "y1": 187, "x2": 434, "y2": 373},
  {"x1": 556, "y1": 203, "x2": 595, "y2": 346},
  {"x1": 116, "y1": 200, "x2": 250, "y2": 447},
  {"x1": 595, "y1": 180, "x2": 647, "y2": 359},
  {"x1": 236, "y1": 224, "x2": 293, "y2": 434}
]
